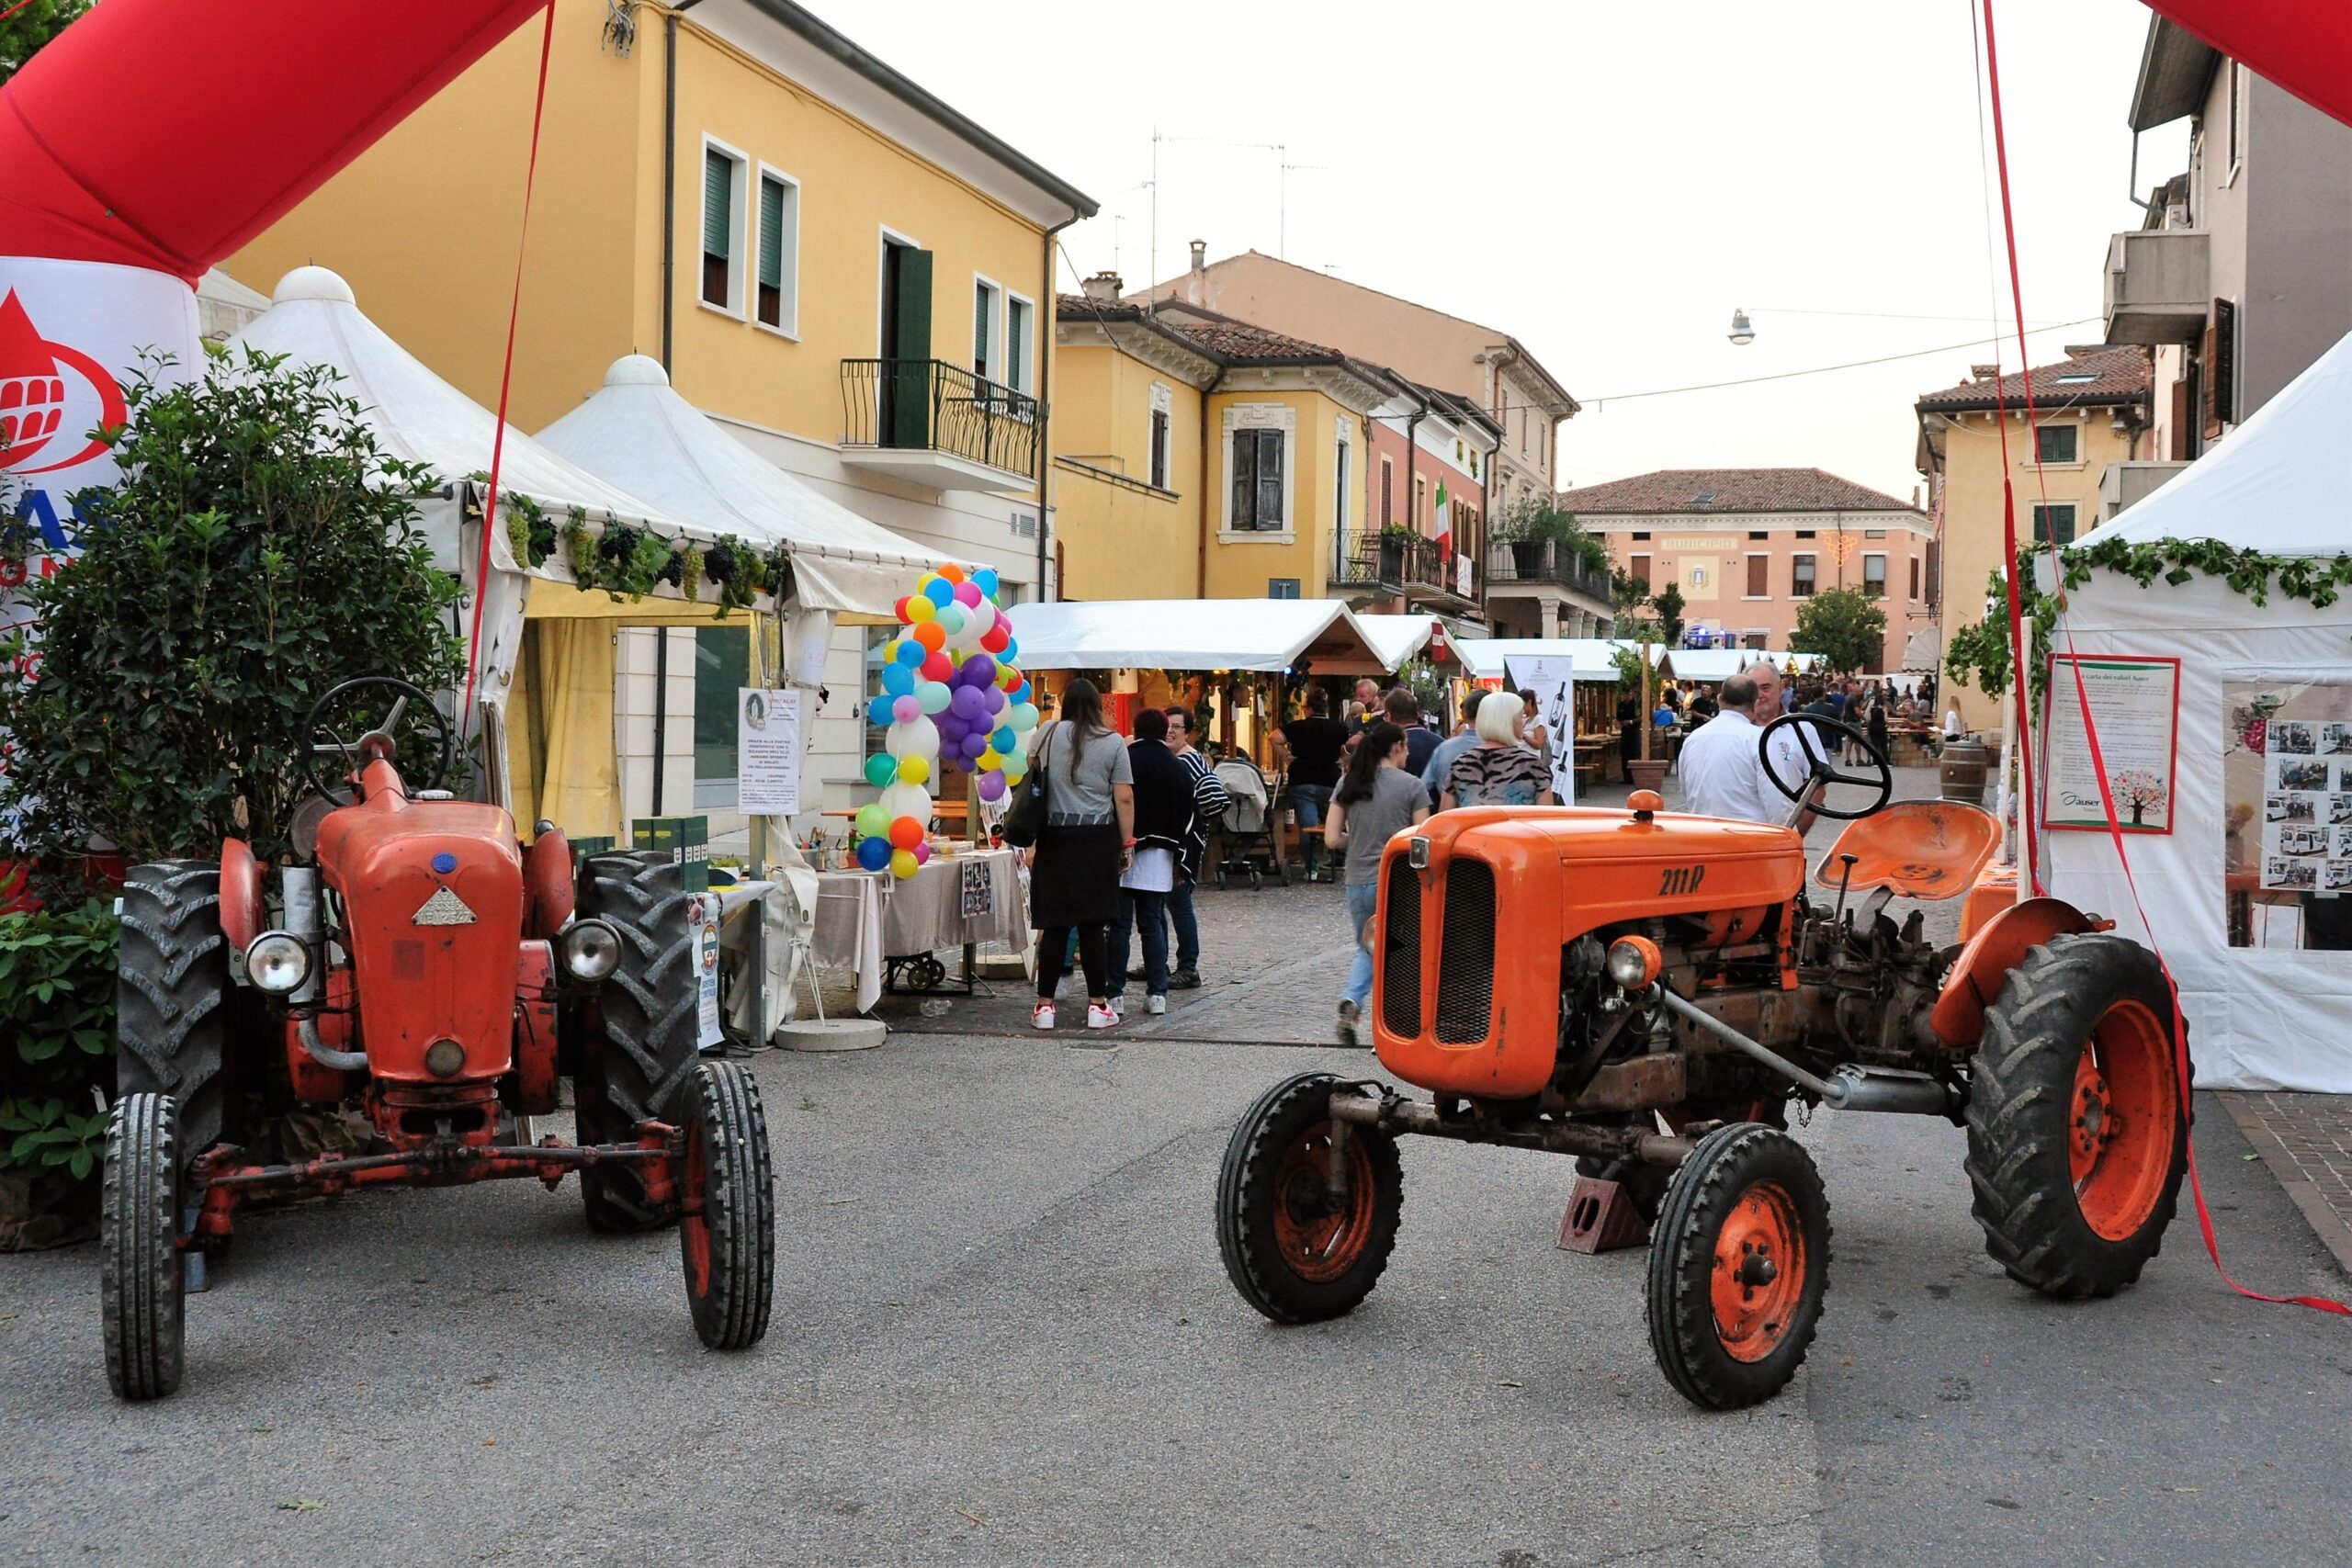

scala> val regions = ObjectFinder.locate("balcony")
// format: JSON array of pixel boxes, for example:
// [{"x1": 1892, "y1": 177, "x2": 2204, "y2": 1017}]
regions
[
  {"x1": 1329, "y1": 530, "x2": 1481, "y2": 604},
  {"x1": 1483, "y1": 538, "x2": 1614, "y2": 603},
  {"x1": 839, "y1": 359, "x2": 1040, "y2": 491},
  {"x1": 2103, "y1": 229, "x2": 2209, "y2": 346},
  {"x1": 2099, "y1": 459, "x2": 2189, "y2": 521}
]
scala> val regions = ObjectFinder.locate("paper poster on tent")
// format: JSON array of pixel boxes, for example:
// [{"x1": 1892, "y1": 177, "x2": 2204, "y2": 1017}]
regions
[
  {"x1": 2041, "y1": 655, "x2": 2177, "y2": 833},
  {"x1": 2222, "y1": 673, "x2": 2352, "y2": 946},
  {"x1": 1503, "y1": 655, "x2": 1576, "y2": 805},
  {"x1": 738, "y1": 686, "x2": 801, "y2": 816}
]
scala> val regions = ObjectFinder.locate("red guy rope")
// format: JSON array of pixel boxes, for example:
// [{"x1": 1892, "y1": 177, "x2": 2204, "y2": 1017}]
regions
[
  {"x1": 1980, "y1": 0, "x2": 2348, "y2": 1318},
  {"x1": 459, "y1": 0, "x2": 559, "y2": 727}
]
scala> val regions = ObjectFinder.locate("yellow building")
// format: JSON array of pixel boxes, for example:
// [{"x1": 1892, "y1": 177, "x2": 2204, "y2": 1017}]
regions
[
  {"x1": 225, "y1": 0, "x2": 1092, "y2": 829},
  {"x1": 1050, "y1": 281, "x2": 1387, "y2": 605},
  {"x1": 1916, "y1": 347, "x2": 2152, "y2": 731}
]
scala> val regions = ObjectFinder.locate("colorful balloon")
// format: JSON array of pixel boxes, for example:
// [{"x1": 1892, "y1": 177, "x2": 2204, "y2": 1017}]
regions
[
  {"x1": 879, "y1": 781, "x2": 931, "y2": 821},
  {"x1": 980, "y1": 625, "x2": 1010, "y2": 655},
  {"x1": 973, "y1": 567, "x2": 1000, "y2": 598},
  {"x1": 911, "y1": 621, "x2": 946, "y2": 653},
  {"x1": 866, "y1": 695, "x2": 894, "y2": 724},
  {"x1": 894, "y1": 639, "x2": 925, "y2": 668},
  {"x1": 934, "y1": 603, "x2": 967, "y2": 638},
  {"x1": 922, "y1": 650, "x2": 955, "y2": 682},
  {"x1": 991, "y1": 725, "x2": 1017, "y2": 752},
  {"x1": 1002, "y1": 750, "x2": 1027, "y2": 783},
  {"x1": 1009, "y1": 702, "x2": 1039, "y2": 731},
  {"x1": 978, "y1": 747, "x2": 1002, "y2": 772},
  {"x1": 922, "y1": 577, "x2": 955, "y2": 608},
  {"x1": 856, "y1": 835, "x2": 891, "y2": 872},
  {"x1": 936, "y1": 562, "x2": 967, "y2": 585},
  {"x1": 905, "y1": 593, "x2": 937, "y2": 624},
  {"x1": 881, "y1": 662, "x2": 914, "y2": 697},
  {"x1": 884, "y1": 715, "x2": 939, "y2": 760},
  {"x1": 888, "y1": 815, "x2": 923, "y2": 850},
  {"x1": 889, "y1": 848, "x2": 920, "y2": 880},
  {"x1": 977, "y1": 771, "x2": 1007, "y2": 802},
  {"x1": 911, "y1": 680, "x2": 947, "y2": 715},
  {"x1": 952, "y1": 580, "x2": 982, "y2": 607},
  {"x1": 891, "y1": 694, "x2": 921, "y2": 724},
  {"x1": 854, "y1": 803, "x2": 888, "y2": 839},
  {"x1": 862, "y1": 755, "x2": 896, "y2": 789},
  {"x1": 897, "y1": 754, "x2": 930, "y2": 786},
  {"x1": 911, "y1": 840, "x2": 932, "y2": 865}
]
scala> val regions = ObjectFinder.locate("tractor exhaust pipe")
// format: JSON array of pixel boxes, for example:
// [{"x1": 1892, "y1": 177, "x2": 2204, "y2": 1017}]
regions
[{"x1": 1648, "y1": 985, "x2": 1961, "y2": 1116}]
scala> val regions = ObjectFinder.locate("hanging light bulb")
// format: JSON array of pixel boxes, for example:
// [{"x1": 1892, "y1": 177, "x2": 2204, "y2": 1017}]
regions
[{"x1": 1727, "y1": 309, "x2": 1757, "y2": 346}]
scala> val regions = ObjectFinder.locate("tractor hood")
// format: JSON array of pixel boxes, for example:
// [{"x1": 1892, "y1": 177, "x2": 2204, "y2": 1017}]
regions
[{"x1": 315, "y1": 773, "x2": 522, "y2": 1084}]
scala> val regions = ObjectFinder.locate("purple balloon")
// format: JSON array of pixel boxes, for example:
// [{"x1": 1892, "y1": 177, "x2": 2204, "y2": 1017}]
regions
[
  {"x1": 962, "y1": 733, "x2": 989, "y2": 759},
  {"x1": 977, "y1": 772, "x2": 1007, "y2": 801},
  {"x1": 960, "y1": 654, "x2": 998, "y2": 687},
  {"x1": 986, "y1": 686, "x2": 1008, "y2": 713},
  {"x1": 953, "y1": 686, "x2": 987, "y2": 721}
]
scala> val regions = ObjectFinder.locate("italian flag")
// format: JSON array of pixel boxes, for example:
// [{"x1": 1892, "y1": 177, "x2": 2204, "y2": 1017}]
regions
[{"x1": 1433, "y1": 479, "x2": 1451, "y2": 558}]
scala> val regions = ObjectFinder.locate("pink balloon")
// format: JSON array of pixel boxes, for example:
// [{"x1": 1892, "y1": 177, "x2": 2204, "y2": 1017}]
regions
[
  {"x1": 892, "y1": 694, "x2": 921, "y2": 723},
  {"x1": 911, "y1": 839, "x2": 932, "y2": 864},
  {"x1": 953, "y1": 580, "x2": 983, "y2": 606}
]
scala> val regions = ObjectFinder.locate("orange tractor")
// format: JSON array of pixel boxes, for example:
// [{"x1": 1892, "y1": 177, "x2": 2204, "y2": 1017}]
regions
[
  {"x1": 1216, "y1": 714, "x2": 2188, "y2": 1409},
  {"x1": 102, "y1": 678, "x2": 775, "y2": 1399}
]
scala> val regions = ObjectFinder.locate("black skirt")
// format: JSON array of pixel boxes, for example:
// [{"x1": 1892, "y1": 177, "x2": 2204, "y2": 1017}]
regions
[{"x1": 1029, "y1": 822, "x2": 1123, "y2": 926}]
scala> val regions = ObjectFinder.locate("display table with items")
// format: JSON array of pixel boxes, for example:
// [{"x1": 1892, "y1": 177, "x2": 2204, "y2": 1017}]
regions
[{"x1": 808, "y1": 846, "x2": 1029, "y2": 1010}]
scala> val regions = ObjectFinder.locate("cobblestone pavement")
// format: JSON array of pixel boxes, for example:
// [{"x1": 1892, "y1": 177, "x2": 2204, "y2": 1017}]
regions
[{"x1": 2218, "y1": 1091, "x2": 2352, "y2": 1278}]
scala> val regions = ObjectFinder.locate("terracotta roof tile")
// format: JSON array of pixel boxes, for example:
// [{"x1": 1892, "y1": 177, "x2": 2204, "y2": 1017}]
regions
[
  {"x1": 1916, "y1": 346, "x2": 2151, "y2": 412},
  {"x1": 1558, "y1": 468, "x2": 1918, "y2": 516}
]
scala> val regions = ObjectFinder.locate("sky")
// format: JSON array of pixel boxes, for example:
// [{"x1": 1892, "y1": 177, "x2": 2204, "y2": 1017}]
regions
[{"x1": 807, "y1": 0, "x2": 2188, "y2": 506}]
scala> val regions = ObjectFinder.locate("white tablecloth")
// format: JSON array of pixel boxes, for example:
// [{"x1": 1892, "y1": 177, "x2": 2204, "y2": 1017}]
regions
[{"x1": 808, "y1": 849, "x2": 1030, "y2": 1013}]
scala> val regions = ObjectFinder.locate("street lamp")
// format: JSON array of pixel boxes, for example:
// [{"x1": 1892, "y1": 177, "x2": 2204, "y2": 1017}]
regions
[{"x1": 1727, "y1": 309, "x2": 1757, "y2": 346}]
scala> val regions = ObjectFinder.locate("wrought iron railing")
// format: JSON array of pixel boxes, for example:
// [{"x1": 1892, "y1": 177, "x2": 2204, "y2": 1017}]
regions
[
  {"x1": 840, "y1": 359, "x2": 1042, "y2": 477},
  {"x1": 1329, "y1": 530, "x2": 1479, "y2": 600},
  {"x1": 1485, "y1": 538, "x2": 1613, "y2": 600}
]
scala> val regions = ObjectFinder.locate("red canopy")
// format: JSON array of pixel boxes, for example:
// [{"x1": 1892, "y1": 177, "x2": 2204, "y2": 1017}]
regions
[
  {"x1": 2144, "y1": 1, "x2": 2352, "y2": 129},
  {"x1": 0, "y1": 0, "x2": 548, "y2": 281}
]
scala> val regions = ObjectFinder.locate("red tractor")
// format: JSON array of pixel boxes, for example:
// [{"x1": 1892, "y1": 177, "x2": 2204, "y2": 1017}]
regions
[
  {"x1": 102, "y1": 678, "x2": 775, "y2": 1399},
  {"x1": 1216, "y1": 715, "x2": 2188, "y2": 1409}
]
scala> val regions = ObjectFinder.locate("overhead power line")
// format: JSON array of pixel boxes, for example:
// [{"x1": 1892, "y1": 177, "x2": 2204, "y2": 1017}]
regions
[{"x1": 1584, "y1": 318, "x2": 2101, "y2": 406}]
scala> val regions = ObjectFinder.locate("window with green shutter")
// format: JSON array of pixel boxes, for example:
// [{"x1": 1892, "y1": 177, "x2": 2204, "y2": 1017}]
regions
[
  {"x1": 973, "y1": 280, "x2": 997, "y2": 382},
  {"x1": 701, "y1": 146, "x2": 736, "y2": 309},
  {"x1": 756, "y1": 171, "x2": 797, "y2": 331}
]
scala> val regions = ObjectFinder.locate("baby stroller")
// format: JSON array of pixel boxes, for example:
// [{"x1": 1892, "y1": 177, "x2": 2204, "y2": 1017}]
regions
[{"x1": 1212, "y1": 756, "x2": 1288, "y2": 889}]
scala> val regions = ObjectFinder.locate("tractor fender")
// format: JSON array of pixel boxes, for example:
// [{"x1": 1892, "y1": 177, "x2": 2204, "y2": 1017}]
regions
[
  {"x1": 219, "y1": 838, "x2": 263, "y2": 953},
  {"x1": 523, "y1": 828, "x2": 576, "y2": 940},
  {"x1": 1930, "y1": 897, "x2": 2110, "y2": 1050}
]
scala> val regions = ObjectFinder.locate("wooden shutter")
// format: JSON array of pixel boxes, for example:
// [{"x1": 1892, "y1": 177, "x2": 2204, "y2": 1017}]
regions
[
  {"x1": 1150, "y1": 410, "x2": 1169, "y2": 489},
  {"x1": 2169, "y1": 378, "x2": 2193, "y2": 460},
  {"x1": 2210, "y1": 298, "x2": 2236, "y2": 432},
  {"x1": 885, "y1": 247, "x2": 934, "y2": 449},
  {"x1": 756, "y1": 177, "x2": 784, "y2": 327},
  {"x1": 1747, "y1": 555, "x2": 1769, "y2": 596},
  {"x1": 1231, "y1": 430, "x2": 1255, "y2": 526},
  {"x1": 702, "y1": 150, "x2": 732, "y2": 256},
  {"x1": 1257, "y1": 431, "x2": 1283, "y2": 527}
]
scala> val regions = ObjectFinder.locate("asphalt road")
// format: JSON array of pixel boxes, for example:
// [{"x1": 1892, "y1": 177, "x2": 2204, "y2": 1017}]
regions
[{"x1": 3, "y1": 1032, "x2": 2346, "y2": 1568}]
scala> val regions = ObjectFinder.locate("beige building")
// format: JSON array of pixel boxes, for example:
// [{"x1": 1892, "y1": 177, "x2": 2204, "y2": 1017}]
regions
[
  {"x1": 1915, "y1": 347, "x2": 2152, "y2": 730},
  {"x1": 1573, "y1": 469, "x2": 1930, "y2": 673},
  {"x1": 1136, "y1": 245, "x2": 1603, "y2": 634}
]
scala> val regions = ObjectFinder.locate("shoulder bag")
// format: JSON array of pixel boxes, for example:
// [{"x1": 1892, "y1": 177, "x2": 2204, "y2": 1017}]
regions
[{"x1": 1000, "y1": 722, "x2": 1056, "y2": 848}]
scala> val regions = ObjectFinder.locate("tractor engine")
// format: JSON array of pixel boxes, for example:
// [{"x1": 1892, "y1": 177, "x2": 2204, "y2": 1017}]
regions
[{"x1": 1789, "y1": 897, "x2": 1951, "y2": 1068}]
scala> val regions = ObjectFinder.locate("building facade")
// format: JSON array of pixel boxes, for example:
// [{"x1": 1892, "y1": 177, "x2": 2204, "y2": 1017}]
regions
[
  {"x1": 1570, "y1": 468, "x2": 1931, "y2": 674},
  {"x1": 2103, "y1": 19, "x2": 2352, "y2": 496},
  {"x1": 224, "y1": 0, "x2": 1092, "y2": 830},
  {"x1": 1915, "y1": 348, "x2": 2152, "y2": 731},
  {"x1": 1136, "y1": 244, "x2": 1603, "y2": 635}
]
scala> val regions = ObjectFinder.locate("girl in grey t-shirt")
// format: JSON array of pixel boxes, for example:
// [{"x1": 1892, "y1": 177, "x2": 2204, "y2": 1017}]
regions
[{"x1": 1324, "y1": 721, "x2": 1430, "y2": 1043}]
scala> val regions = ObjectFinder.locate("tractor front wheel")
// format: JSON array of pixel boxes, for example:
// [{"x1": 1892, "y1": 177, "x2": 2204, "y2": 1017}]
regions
[
  {"x1": 1645, "y1": 1122, "x2": 1830, "y2": 1411},
  {"x1": 572, "y1": 852, "x2": 701, "y2": 1233},
  {"x1": 116, "y1": 862, "x2": 232, "y2": 1189},
  {"x1": 1965, "y1": 933, "x2": 2188, "y2": 1299},
  {"x1": 102, "y1": 1094, "x2": 187, "y2": 1401},
  {"x1": 677, "y1": 1062, "x2": 775, "y2": 1350},
  {"x1": 1216, "y1": 1073, "x2": 1402, "y2": 1323}
]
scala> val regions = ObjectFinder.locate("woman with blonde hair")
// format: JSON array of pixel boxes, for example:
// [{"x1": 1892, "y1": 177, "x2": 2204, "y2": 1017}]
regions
[{"x1": 1440, "y1": 688, "x2": 1556, "y2": 809}]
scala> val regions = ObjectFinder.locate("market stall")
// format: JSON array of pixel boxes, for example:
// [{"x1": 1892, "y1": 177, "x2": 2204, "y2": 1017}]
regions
[
  {"x1": 1453, "y1": 637, "x2": 1674, "y2": 792},
  {"x1": 2041, "y1": 331, "x2": 2352, "y2": 1090}
]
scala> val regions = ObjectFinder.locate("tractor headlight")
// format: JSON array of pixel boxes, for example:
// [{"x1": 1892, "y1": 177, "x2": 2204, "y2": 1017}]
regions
[
  {"x1": 559, "y1": 918, "x2": 623, "y2": 981},
  {"x1": 1606, "y1": 936, "x2": 1662, "y2": 990},
  {"x1": 246, "y1": 931, "x2": 313, "y2": 996}
]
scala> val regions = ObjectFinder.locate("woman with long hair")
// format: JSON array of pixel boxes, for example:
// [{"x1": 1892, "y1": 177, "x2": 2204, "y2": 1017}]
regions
[
  {"x1": 1026, "y1": 678, "x2": 1135, "y2": 1031},
  {"x1": 1324, "y1": 720, "x2": 1429, "y2": 1043}
]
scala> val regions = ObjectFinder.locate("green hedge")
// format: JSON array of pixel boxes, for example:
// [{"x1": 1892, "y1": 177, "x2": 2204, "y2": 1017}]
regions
[{"x1": 0, "y1": 902, "x2": 118, "y2": 1183}]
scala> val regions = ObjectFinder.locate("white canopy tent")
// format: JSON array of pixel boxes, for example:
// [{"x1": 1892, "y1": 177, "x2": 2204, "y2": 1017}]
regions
[
  {"x1": 1453, "y1": 637, "x2": 1671, "y2": 682},
  {"x1": 2044, "y1": 329, "x2": 2352, "y2": 1090},
  {"x1": 1664, "y1": 648, "x2": 1762, "y2": 684},
  {"x1": 1005, "y1": 598, "x2": 1391, "y2": 676},
  {"x1": 537, "y1": 355, "x2": 935, "y2": 621},
  {"x1": 1353, "y1": 613, "x2": 1441, "y2": 673}
]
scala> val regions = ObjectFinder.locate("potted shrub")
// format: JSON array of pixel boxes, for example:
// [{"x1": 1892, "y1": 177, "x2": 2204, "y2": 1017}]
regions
[{"x1": 1376, "y1": 525, "x2": 1418, "y2": 581}]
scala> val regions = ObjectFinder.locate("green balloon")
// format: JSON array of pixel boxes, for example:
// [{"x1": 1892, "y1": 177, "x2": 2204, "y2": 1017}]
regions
[
  {"x1": 863, "y1": 753, "x2": 898, "y2": 788},
  {"x1": 854, "y1": 804, "x2": 888, "y2": 840}
]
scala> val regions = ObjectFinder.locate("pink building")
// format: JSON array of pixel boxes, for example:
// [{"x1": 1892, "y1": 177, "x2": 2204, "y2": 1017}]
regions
[{"x1": 1565, "y1": 468, "x2": 1932, "y2": 672}]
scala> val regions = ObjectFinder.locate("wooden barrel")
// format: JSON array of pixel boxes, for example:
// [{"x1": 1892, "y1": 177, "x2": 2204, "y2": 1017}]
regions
[{"x1": 1940, "y1": 739, "x2": 1988, "y2": 805}]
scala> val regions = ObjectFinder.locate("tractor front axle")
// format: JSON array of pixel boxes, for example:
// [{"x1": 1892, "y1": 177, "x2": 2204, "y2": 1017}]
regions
[{"x1": 1327, "y1": 1089, "x2": 1694, "y2": 1167}]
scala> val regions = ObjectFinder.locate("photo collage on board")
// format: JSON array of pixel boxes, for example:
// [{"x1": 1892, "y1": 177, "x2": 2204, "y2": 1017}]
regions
[{"x1": 2258, "y1": 718, "x2": 2352, "y2": 891}]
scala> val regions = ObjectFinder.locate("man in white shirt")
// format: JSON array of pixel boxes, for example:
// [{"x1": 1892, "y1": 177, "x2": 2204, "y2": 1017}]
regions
[{"x1": 1676, "y1": 671, "x2": 1816, "y2": 830}]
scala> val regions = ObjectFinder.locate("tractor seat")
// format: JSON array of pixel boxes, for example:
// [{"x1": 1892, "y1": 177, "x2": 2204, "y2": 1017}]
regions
[{"x1": 1813, "y1": 800, "x2": 1999, "y2": 903}]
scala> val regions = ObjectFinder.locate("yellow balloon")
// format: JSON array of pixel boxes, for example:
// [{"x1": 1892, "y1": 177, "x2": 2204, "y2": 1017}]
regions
[
  {"x1": 889, "y1": 848, "x2": 920, "y2": 879},
  {"x1": 978, "y1": 748, "x2": 1002, "y2": 771},
  {"x1": 905, "y1": 595, "x2": 936, "y2": 623},
  {"x1": 897, "y1": 754, "x2": 930, "y2": 785}
]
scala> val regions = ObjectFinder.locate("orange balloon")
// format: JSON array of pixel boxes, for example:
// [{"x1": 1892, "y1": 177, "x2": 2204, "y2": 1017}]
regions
[
  {"x1": 936, "y1": 562, "x2": 967, "y2": 585},
  {"x1": 911, "y1": 621, "x2": 946, "y2": 652},
  {"x1": 888, "y1": 815, "x2": 924, "y2": 850}
]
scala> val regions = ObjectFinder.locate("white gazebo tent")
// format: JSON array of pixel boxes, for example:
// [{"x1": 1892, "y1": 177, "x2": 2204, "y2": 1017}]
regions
[
  {"x1": 1453, "y1": 637, "x2": 1672, "y2": 683},
  {"x1": 1662, "y1": 648, "x2": 1762, "y2": 685},
  {"x1": 1006, "y1": 598, "x2": 1390, "y2": 675},
  {"x1": 2043, "y1": 330, "x2": 2352, "y2": 1089},
  {"x1": 232, "y1": 268, "x2": 777, "y2": 840},
  {"x1": 1353, "y1": 613, "x2": 1442, "y2": 674}
]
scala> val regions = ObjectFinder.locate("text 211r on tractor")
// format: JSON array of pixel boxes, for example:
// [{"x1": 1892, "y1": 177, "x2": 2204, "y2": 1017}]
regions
[
  {"x1": 102, "y1": 678, "x2": 775, "y2": 1400},
  {"x1": 1216, "y1": 714, "x2": 2189, "y2": 1409}
]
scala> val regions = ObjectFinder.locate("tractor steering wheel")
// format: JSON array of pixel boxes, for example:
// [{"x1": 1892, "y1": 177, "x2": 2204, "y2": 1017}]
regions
[
  {"x1": 301, "y1": 677, "x2": 455, "y2": 807},
  {"x1": 1757, "y1": 711, "x2": 1892, "y2": 822}
]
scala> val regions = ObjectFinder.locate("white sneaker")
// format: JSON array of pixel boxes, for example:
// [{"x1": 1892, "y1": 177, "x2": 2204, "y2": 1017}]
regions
[
  {"x1": 1146, "y1": 994, "x2": 1167, "y2": 1015},
  {"x1": 1087, "y1": 1003, "x2": 1119, "y2": 1030},
  {"x1": 1107, "y1": 994, "x2": 1126, "y2": 1017},
  {"x1": 1032, "y1": 1001, "x2": 1056, "y2": 1031}
]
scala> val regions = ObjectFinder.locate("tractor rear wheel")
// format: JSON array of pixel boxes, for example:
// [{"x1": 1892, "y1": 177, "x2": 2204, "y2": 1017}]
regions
[
  {"x1": 1965, "y1": 933, "x2": 2188, "y2": 1299},
  {"x1": 678, "y1": 1062, "x2": 775, "y2": 1349},
  {"x1": 1645, "y1": 1122, "x2": 1830, "y2": 1411},
  {"x1": 116, "y1": 862, "x2": 232, "y2": 1186},
  {"x1": 102, "y1": 1093, "x2": 186, "y2": 1401},
  {"x1": 572, "y1": 852, "x2": 701, "y2": 1233},
  {"x1": 1216, "y1": 1072, "x2": 1402, "y2": 1324}
]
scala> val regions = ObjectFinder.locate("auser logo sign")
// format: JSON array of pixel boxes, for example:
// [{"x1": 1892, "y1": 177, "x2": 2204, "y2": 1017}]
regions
[{"x1": 0, "y1": 288, "x2": 128, "y2": 485}]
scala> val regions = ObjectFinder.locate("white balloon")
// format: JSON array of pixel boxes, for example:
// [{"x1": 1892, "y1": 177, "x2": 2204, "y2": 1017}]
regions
[
  {"x1": 879, "y1": 781, "x2": 933, "y2": 822},
  {"x1": 963, "y1": 599, "x2": 996, "y2": 643},
  {"x1": 884, "y1": 715, "x2": 940, "y2": 761}
]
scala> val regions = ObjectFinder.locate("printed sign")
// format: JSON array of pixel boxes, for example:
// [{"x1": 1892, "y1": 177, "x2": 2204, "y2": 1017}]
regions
[
  {"x1": 2042, "y1": 656, "x2": 2179, "y2": 833},
  {"x1": 737, "y1": 686, "x2": 801, "y2": 816},
  {"x1": 686, "y1": 892, "x2": 723, "y2": 1048},
  {"x1": 1502, "y1": 655, "x2": 1577, "y2": 806},
  {"x1": 960, "y1": 858, "x2": 993, "y2": 919}
]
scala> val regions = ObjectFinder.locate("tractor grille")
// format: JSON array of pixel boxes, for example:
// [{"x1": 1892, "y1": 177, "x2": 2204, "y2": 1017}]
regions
[
  {"x1": 1380, "y1": 856, "x2": 1421, "y2": 1036},
  {"x1": 1434, "y1": 857, "x2": 1498, "y2": 1043}
]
